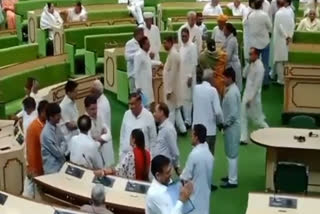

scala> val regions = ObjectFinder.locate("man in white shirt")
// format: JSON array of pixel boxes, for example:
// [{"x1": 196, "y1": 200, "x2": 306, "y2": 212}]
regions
[
  {"x1": 119, "y1": 93, "x2": 157, "y2": 160},
  {"x1": 179, "y1": 28, "x2": 198, "y2": 128},
  {"x1": 227, "y1": 0, "x2": 247, "y2": 16},
  {"x1": 70, "y1": 115, "x2": 103, "y2": 170},
  {"x1": 67, "y1": 2, "x2": 87, "y2": 22},
  {"x1": 272, "y1": 0, "x2": 295, "y2": 84},
  {"x1": 211, "y1": 14, "x2": 228, "y2": 46},
  {"x1": 91, "y1": 79, "x2": 111, "y2": 127},
  {"x1": 180, "y1": 124, "x2": 214, "y2": 214},
  {"x1": 241, "y1": 48, "x2": 269, "y2": 145},
  {"x1": 244, "y1": 0, "x2": 272, "y2": 86},
  {"x1": 153, "y1": 103, "x2": 180, "y2": 174},
  {"x1": 127, "y1": 0, "x2": 144, "y2": 25},
  {"x1": 59, "y1": 80, "x2": 79, "y2": 155},
  {"x1": 196, "y1": 12, "x2": 208, "y2": 40},
  {"x1": 193, "y1": 69, "x2": 223, "y2": 155},
  {"x1": 22, "y1": 97, "x2": 37, "y2": 135},
  {"x1": 178, "y1": 11, "x2": 203, "y2": 54},
  {"x1": 125, "y1": 27, "x2": 145, "y2": 92},
  {"x1": 143, "y1": 12, "x2": 161, "y2": 61},
  {"x1": 146, "y1": 155, "x2": 193, "y2": 214},
  {"x1": 262, "y1": 0, "x2": 272, "y2": 17},
  {"x1": 203, "y1": 0, "x2": 224, "y2": 16},
  {"x1": 163, "y1": 36, "x2": 187, "y2": 134},
  {"x1": 85, "y1": 95, "x2": 114, "y2": 167}
]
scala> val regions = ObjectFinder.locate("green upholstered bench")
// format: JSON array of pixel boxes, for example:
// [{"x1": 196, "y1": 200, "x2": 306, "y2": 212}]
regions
[
  {"x1": 0, "y1": 43, "x2": 38, "y2": 67},
  {"x1": 0, "y1": 35, "x2": 19, "y2": 49}
]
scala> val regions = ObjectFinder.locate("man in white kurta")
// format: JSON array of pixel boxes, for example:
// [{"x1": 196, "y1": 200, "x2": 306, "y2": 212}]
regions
[
  {"x1": 196, "y1": 12, "x2": 209, "y2": 40},
  {"x1": 67, "y1": 2, "x2": 87, "y2": 22},
  {"x1": 40, "y1": 3, "x2": 63, "y2": 40},
  {"x1": 211, "y1": 14, "x2": 228, "y2": 46},
  {"x1": 143, "y1": 12, "x2": 161, "y2": 61},
  {"x1": 178, "y1": 11, "x2": 203, "y2": 54},
  {"x1": 203, "y1": 0, "x2": 224, "y2": 16},
  {"x1": 272, "y1": 0, "x2": 295, "y2": 84},
  {"x1": 227, "y1": 0, "x2": 247, "y2": 16},
  {"x1": 163, "y1": 36, "x2": 187, "y2": 134},
  {"x1": 179, "y1": 28, "x2": 198, "y2": 127},
  {"x1": 241, "y1": 48, "x2": 269, "y2": 145},
  {"x1": 180, "y1": 124, "x2": 214, "y2": 214},
  {"x1": 297, "y1": 9, "x2": 320, "y2": 31},
  {"x1": 125, "y1": 27, "x2": 145, "y2": 92},
  {"x1": 91, "y1": 80, "x2": 111, "y2": 127},
  {"x1": 119, "y1": 93, "x2": 157, "y2": 160},
  {"x1": 127, "y1": 0, "x2": 144, "y2": 25}
]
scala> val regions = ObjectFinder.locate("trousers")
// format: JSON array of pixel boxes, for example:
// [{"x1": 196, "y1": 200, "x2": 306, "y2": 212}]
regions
[
  {"x1": 227, "y1": 157, "x2": 238, "y2": 184},
  {"x1": 275, "y1": 61, "x2": 285, "y2": 85},
  {"x1": 257, "y1": 44, "x2": 271, "y2": 86},
  {"x1": 182, "y1": 101, "x2": 192, "y2": 126},
  {"x1": 169, "y1": 107, "x2": 186, "y2": 133}
]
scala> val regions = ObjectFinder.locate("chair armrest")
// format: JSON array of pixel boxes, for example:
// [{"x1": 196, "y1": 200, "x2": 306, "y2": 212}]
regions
[{"x1": 84, "y1": 50, "x2": 97, "y2": 75}]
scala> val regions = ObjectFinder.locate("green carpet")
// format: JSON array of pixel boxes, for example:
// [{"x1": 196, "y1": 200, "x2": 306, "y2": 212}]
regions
[{"x1": 107, "y1": 84, "x2": 284, "y2": 214}]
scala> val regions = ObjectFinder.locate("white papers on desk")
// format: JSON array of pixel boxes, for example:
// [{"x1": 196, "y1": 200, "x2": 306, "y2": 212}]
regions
[{"x1": 167, "y1": 181, "x2": 195, "y2": 214}]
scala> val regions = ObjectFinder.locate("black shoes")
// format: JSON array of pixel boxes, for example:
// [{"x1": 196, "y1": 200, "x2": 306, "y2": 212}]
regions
[
  {"x1": 220, "y1": 182, "x2": 238, "y2": 189},
  {"x1": 240, "y1": 141, "x2": 248, "y2": 146},
  {"x1": 221, "y1": 177, "x2": 228, "y2": 182},
  {"x1": 211, "y1": 185, "x2": 218, "y2": 192}
]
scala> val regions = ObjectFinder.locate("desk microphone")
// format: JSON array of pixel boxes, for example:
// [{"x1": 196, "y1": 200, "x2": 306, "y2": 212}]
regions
[{"x1": 82, "y1": 154, "x2": 93, "y2": 169}]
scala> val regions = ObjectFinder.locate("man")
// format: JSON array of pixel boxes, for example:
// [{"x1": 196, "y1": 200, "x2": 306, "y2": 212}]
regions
[
  {"x1": 70, "y1": 115, "x2": 103, "y2": 170},
  {"x1": 85, "y1": 95, "x2": 114, "y2": 167},
  {"x1": 272, "y1": 0, "x2": 295, "y2": 84},
  {"x1": 91, "y1": 79, "x2": 111, "y2": 127},
  {"x1": 143, "y1": 12, "x2": 161, "y2": 60},
  {"x1": 127, "y1": 0, "x2": 144, "y2": 26},
  {"x1": 262, "y1": 0, "x2": 272, "y2": 17},
  {"x1": 179, "y1": 28, "x2": 198, "y2": 128},
  {"x1": 180, "y1": 124, "x2": 214, "y2": 214},
  {"x1": 196, "y1": 12, "x2": 208, "y2": 40},
  {"x1": 241, "y1": 48, "x2": 269, "y2": 145},
  {"x1": 163, "y1": 36, "x2": 187, "y2": 134},
  {"x1": 193, "y1": 68, "x2": 223, "y2": 155},
  {"x1": 125, "y1": 27, "x2": 145, "y2": 92},
  {"x1": 297, "y1": 9, "x2": 320, "y2": 31},
  {"x1": 60, "y1": 80, "x2": 79, "y2": 155},
  {"x1": 23, "y1": 100, "x2": 48, "y2": 198},
  {"x1": 22, "y1": 97, "x2": 37, "y2": 135},
  {"x1": 67, "y1": 1, "x2": 87, "y2": 22},
  {"x1": 40, "y1": 2, "x2": 63, "y2": 40},
  {"x1": 227, "y1": 0, "x2": 247, "y2": 16},
  {"x1": 81, "y1": 184, "x2": 113, "y2": 214},
  {"x1": 244, "y1": 0, "x2": 272, "y2": 86},
  {"x1": 211, "y1": 14, "x2": 228, "y2": 46},
  {"x1": 146, "y1": 155, "x2": 193, "y2": 214},
  {"x1": 153, "y1": 103, "x2": 180, "y2": 174},
  {"x1": 178, "y1": 11, "x2": 203, "y2": 54},
  {"x1": 41, "y1": 103, "x2": 67, "y2": 174},
  {"x1": 119, "y1": 93, "x2": 157, "y2": 160},
  {"x1": 134, "y1": 36, "x2": 161, "y2": 108},
  {"x1": 220, "y1": 68, "x2": 241, "y2": 188},
  {"x1": 203, "y1": 0, "x2": 224, "y2": 16}
]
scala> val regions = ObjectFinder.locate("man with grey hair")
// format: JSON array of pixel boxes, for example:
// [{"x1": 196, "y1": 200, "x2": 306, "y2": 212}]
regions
[
  {"x1": 178, "y1": 11, "x2": 203, "y2": 53},
  {"x1": 81, "y1": 184, "x2": 113, "y2": 214}
]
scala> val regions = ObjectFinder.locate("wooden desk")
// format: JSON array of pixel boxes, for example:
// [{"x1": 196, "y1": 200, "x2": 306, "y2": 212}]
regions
[
  {"x1": 251, "y1": 128, "x2": 320, "y2": 192},
  {"x1": 0, "y1": 120, "x2": 14, "y2": 138},
  {"x1": 246, "y1": 192, "x2": 320, "y2": 214},
  {"x1": 35, "y1": 163, "x2": 149, "y2": 214}
]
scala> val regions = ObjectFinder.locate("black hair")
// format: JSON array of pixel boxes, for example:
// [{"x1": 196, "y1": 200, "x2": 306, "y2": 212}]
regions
[
  {"x1": 76, "y1": 1, "x2": 82, "y2": 7},
  {"x1": 250, "y1": 47, "x2": 259, "y2": 56},
  {"x1": 138, "y1": 36, "x2": 149, "y2": 49},
  {"x1": 193, "y1": 124, "x2": 207, "y2": 143},
  {"x1": 254, "y1": 0, "x2": 263, "y2": 9},
  {"x1": 157, "y1": 102, "x2": 170, "y2": 118},
  {"x1": 129, "y1": 92, "x2": 142, "y2": 101},
  {"x1": 206, "y1": 38, "x2": 216, "y2": 52},
  {"x1": 131, "y1": 129, "x2": 149, "y2": 180},
  {"x1": 151, "y1": 155, "x2": 171, "y2": 177},
  {"x1": 46, "y1": 103, "x2": 61, "y2": 120},
  {"x1": 285, "y1": 0, "x2": 292, "y2": 5},
  {"x1": 25, "y1": 77, "x2": 36, "y2": 90},
  {"x1": 84, "y1": 95, "x2": 97, "y2": 108},
  {"x1": 65, "y1": 80, "x2": 78, "y2": 94},
  {"x1": 223, "y1": 67, "x2": 236, "y2": 82},
  {"x1": 47, "y1": 2, "x2": 53, "y2": 8},
  {"x1": 77, "y1": 115, "x2": 92, "y2": 133},
  {"x1": 165, "y1": 36, "x2": 174, "y2": 44},
  {"x1": 37, "y1": 100, "x2": 49, "y2": 115},
  {"x1": 181, "y1": 27, "x2": 190, "y2": 35},
  {"x1": 23, "y1": 97, "x2": 36, "y2": 111},
  {"x1": 133, "y1": 27, "x2": 144, "y2": 37},
  {"x1": 225, "y1": 23, "x2": 237, "y2": 36}
]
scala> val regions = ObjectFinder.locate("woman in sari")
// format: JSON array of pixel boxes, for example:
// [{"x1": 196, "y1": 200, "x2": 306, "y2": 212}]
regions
[{"x1": 2, "y1": 0, "x2": 18, "y2": 29}]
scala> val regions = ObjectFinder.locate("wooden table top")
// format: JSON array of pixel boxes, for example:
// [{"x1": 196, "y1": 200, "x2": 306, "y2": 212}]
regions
[
  {"x1": 250, "y1": 128, "x2": 320, "y2": 150},
  {"x1": 289, "y1": 43, "x2": 320, "y2": 53}
]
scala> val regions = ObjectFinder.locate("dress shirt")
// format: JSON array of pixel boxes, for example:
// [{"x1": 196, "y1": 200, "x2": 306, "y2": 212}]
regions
[
  {"x1": 23, "y1": 110, "x2": 37, "y2": 135},
  {"x1": 227, "y1": 2, "x2": 247, "y2": 16},
  {"x1": 193, "y1": 82, "x2": 223, "y2": 136},
  {"x1": 203, "y1": 3, "x2": 224, "y2": 16},
  {"x1": 125, "y1": 38, "x2": 140, "y2": 78},
  {"x1": 97, "y1": 94, "x2": 111, "y2": 127}
]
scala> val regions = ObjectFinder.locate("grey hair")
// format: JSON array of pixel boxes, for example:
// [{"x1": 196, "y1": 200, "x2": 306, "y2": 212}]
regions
[
  {"x1": 202, "y1": 69, "x2": 213, "y2": 82},
  {"x1": 92, "y1": 79, "x2": 104, "y2": 94},
  {"x1": 187, "y1": 11, "x2": 197, "y2": 17},
  {"x1": 91, "y1": 184, "x2": 105, "y2": 206}
]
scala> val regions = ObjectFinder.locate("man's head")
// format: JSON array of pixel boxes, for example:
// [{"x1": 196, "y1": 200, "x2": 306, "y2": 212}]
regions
[
  {"x1": 284, "y1": 0, "x2": 292, "y2": 7},
  {"x1": 32, "y1": 79, "x2": 40, "y2": 94},
  {"x1": 65, "y1": 80, "x2": 78, "y2": 101},
  {"x1": 309, "y1": 9, "x2": 316, "y2": 21},
  {"x1": 217, "y1": 15, "x2": 228, "y2": 30},
  {"x1": 151, "y1": 155, "x2": 172, "y2": 185},
  {"x1": 129, "y1": 92, "x2": 143, "y2": 117},
  {"x1": 91, "y1": 184, "x2": 105, "y2": 207},
  {"x1": 207, "y1": 38, "x2": 216, "y2": 52},
  {"x1": 163, "y1": 36, "x2": 174, "y2": 51},
  {"x1": 211, "y1": 0, "x2": 219, "y2": 6},
  {"x1": 46, "y1": 103, "x2": 61, "y2": 125},
  {"x1": 23, "y1": 97, "x2": 36, "y2": 115},
  {"x1": 191, "y1": 124, "x2": 207, "y2": 146},
  {"x1": 277, "y1": 0, "x2": 285, "y2": 7},
  {"x1": 144, "y1": 12, "x2": 154, "y2": 29},
  {"x1": 77, "y1": 115, "x2": 91, "y2": 134},
  {"x1": 181, "y1": 27, "x2": 190, "y2": 44},
  {"x1": 24, "y1": 77, "x2": 35, "y2": 96},
  {"x1": 249, "y1": 47, "x2": 259, "y2": 63},
  {"x1": 223, "y1": 67, "x2": 236, "y2": 86},
  {"x1": 37, "y1": 100, "x2": 49, "y2": 121},
  {"x1": 84, "y1": 95, "x2": 98, "y2": 119},
  {"x1": 196, "y1": 12, "x2": 204, "y2": 26},
  {"x1": 187, "y1": 11, "x2": 197, "y2": 28},
  {"x1": 202, "y1": 69, "x2": 213, "y2": 84},
  {"x1": 75, "y1": 1, "x2": 82, "y2": 14},
  {"x1": 47, "y1": 2, "x2": 55, "y2": 14},
  {"x1": 91, "y1": 79, "x2": 104, "y2": 98},
  {"x1": 254, "y1": 0, "x2": 263, "y2": 10},
  {"x1": 153, "y1": 102, "x2": 170, "y2": 123},
  {"x1": 249, "y1": 0, "x2": 255, "y2": 8},
  {"x1": 133, "y1": 27, "x2": 144, "y2": 41},
  {"x1": 234, "y1": 0, "x2": 241, "y2": 7},
  {"x1": 139, "y1": 36, "x2": 150, "y2": 52}
]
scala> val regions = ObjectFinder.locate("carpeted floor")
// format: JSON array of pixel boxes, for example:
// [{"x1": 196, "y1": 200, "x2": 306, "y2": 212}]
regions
[{"x1": 107, "y1": 84, "x2": 284, "y2": 214}]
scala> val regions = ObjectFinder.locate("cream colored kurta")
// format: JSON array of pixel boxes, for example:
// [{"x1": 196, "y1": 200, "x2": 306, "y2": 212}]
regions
[
  {"x1": 67, "y1": 6, "x2": 88, "y2": 22},
  {"x1": 144, "y1": 24, "x2": 161, "y2": 61},
  {"x1": 178, "y1": 23, "x2": 203, "y2": 54},
  {"x1": 297, "y1": 17, "x2": 320, "y2": 31}
]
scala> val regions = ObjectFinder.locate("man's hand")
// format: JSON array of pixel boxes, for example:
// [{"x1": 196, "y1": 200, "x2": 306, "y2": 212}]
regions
[
  {"x1": 187, "y1": 78, "x2": 192, "y2": 88},
  {"x1": 94, "y1": 136, "x2": 107, "y2": 145},
  {"x1": 174, "y1": 166, "x2": 181, "y2": 176},
  {"x1": 166, "y1": 93, "x2": 172, "y2": 101},
  {"x1": 66, "y1": 121, "x2": 77, "y2": 131},
  {"x1": 94, "y1": 170, "x2": 104, "y2": 177},
  {"x1": 217, "y1": 124, "x2": 224, "y2": 131},
  {"x1": 103, "y1": 168, "x2": 115, "y2": 175},
  {"x1": 179, "y1": 181, "x2": 193, "y2": 203},
  {"x1": 286, "y1": 37, "x2": 291, "y2": 45},
  {"x1": 149, "y1": 52, "x2": 155, "y2": 59}
]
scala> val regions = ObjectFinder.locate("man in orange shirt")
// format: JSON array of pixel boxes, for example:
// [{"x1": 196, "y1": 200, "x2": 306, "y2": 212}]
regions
[{"x1": 22, "y1": 100, "x2": 48, "y2": 198}]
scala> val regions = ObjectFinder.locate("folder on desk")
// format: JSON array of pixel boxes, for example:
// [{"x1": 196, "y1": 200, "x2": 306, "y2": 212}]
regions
[{"x1": 167, "y1": 181, "x2": 195, "y2": 214}]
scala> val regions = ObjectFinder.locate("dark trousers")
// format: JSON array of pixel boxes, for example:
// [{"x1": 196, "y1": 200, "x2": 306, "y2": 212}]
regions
[{"x1": 206, "y1": 135, "x2": 216, "y2": 155}]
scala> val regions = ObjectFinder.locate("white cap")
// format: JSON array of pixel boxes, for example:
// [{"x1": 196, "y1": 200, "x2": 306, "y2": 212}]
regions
[{"x1": 143, "y1": 12, "x2": 154, "y2": 19}]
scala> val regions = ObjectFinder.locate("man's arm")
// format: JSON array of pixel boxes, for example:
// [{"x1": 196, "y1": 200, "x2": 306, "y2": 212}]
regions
[
  {"x1": 212, "y1": 89, "x2": 224, "y2": 125},
  {"x1": 125, "y1": 41, "x2": 138, "y2": 61},
  {"x1": 166, "y1": 128, "x2": 180, "y2": 168},
  {"x1": 148, "y1": 115, "x2": 158, "y2": 153}
]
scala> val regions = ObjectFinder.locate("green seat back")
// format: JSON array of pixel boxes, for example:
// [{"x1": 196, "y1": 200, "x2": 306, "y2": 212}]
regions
[
  {"x1": 289, "y1": 51, "x2": 320, "y2": 65},
  {"x1": 0, "y1": 36, "x2": 19, "y2": 49},
  {"x1": 288, "y1": 115, "x2": 317, "y2": 129},
  {"x1": 0, "y1": 43, "x2": 38, "y2": 67},
  {"x1": 293, "y1": 31, "x2": 320, "y2": 44}
]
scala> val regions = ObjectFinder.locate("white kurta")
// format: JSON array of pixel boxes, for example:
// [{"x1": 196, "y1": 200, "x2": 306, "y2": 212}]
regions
[
  {"x1": 242, "y1": 7, "x2": 253, "y2": 60},
  {"x1": 97, "y1": 94, "x2": 111, "y2": 128},
  {"x1": 203, "y1": 3, "x2": 224, "y2": 16},
  {"x1": 297, "y1": 17, "x2": 320, "y2": 31},
  {"x1": 273, "y1": 6, "x2": 295, "y2": 63},
  {"x1": 227, "y1": 3, "x2": 247, "y2": 16},
  {"x1": 23, "y1": 110, "x2": 37, "y2": 135},
  {"x1": 67, "y1": 6, "x2": 87, "y2": 22},
  {"x1": 192, "y1": 82, "x2": 223, "y2": 136},
  {"x1": 180, "y1": 143, "x2": 214, "y2": 214},
  {"x1": 262, "y1": 0, "x2": 272, "y2": 18},
  {"x1": 119, "y1": 108, "x2": 157, "y2": 160},
  {"x1": 40, "y1": 5, "x2": 63, "y2": 40},
  {"x1": 125, "y1": 38, "x2": 140, "y2": 78},
  {"x1": 211, "y1": 26, "x2": 226, "y2": 44},
  {"x1": 144, "y1": 24, "x2": 161, "y2": 61},
  {"x1": 146, "y1": 179, "x2": 183, "y2": 214},
  {"x1": 127, "y1": 0, "x2": 144, "y2": 24},
  {"x1": 178, "y1": 23, "x2": 203, "y2": 54}
]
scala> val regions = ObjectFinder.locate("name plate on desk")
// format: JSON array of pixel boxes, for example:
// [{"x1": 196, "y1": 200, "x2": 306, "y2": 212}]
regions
[
  {"x1": 65, "y1": 165, "x2": 85, "y2": 179},
  {"x1": 125, "y1": 181, "x2": 149, "y2": 194},
  {"x1": 269, "y1": 197, "x2": 297, "y2": 209},
  {"x1": 92, "y1": 176, "x2": 115, "y2": 188},
  {"x1": 0, "y1": 192, "x2": 8, "y2": 205}
]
